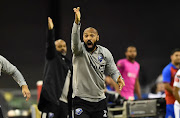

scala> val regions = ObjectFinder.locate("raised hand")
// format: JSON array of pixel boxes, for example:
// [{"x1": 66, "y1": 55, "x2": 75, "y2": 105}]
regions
[
  {"x1": 73, "y1": 7, "x2": 81, "y2": 24},
  {"x1": 48, "y1": 17, "x2": 54, "y2": 30}
]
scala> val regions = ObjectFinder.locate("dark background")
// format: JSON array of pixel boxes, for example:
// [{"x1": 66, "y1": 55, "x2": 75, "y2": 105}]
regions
[{"x1": 0, "y1": 0, "x2": 180, "y2": 93}]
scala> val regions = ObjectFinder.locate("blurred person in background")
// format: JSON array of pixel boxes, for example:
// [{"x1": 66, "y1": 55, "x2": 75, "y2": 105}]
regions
[
  {"x1": 0, "y1": 55, "x2": 31, "y2": 117},
  {"x1": 116, "y1": 46, "x2": 141, "y2": 100},
  {"x1": 38, "y1": 17, "x2": 72, "y2": 118},
  {"x1": 162, "y1": 48, "x2": 180, "y2": 118},
  {"x1": 148, "y1": 74, "x2": 165, "y2": 99},
  {"x1": 173, "y1": 69, "x2": 180, "y2": 118}
]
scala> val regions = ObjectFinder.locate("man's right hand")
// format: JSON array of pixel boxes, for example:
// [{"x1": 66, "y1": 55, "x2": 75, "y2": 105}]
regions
[
  {"x1": 73, "y1": 7, "x2": 81, "y2": 24},
  {"x1": 48, "y1": 17, "x2": 54, "y2": 30},
  {"x1": 22, "y1": 85, "x2": 31, "y2": 101},
  {"x1": 117, "y1": 76, "x2": 125, "y2": 91}
]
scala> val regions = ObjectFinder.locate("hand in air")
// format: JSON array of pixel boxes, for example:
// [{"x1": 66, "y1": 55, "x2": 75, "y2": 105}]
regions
[{"x1": 73, "y1": 7, "x2": 81, "y2": 24}]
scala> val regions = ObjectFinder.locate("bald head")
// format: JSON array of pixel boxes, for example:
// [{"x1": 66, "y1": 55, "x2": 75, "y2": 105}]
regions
[
  {"x1": 83, "y1": 27, "x2": 98, "y2": 35},
  {"x1": 55, "y1": 39, "x2": 67, "y2": 56},
  {"x1": 82, "y1": 27, "x2": 99, "y2": 51}
]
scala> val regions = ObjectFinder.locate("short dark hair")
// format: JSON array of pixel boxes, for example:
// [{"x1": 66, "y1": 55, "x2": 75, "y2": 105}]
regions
[
  {"x1": 126, "y1": 46, "x2": 136, "y2": 52},
  {"x1": 171, "y1": 48, "x2": 180, "y2": 55},
  {"x1": 150, "y1": 84, "x2": 157, "y2": 94}
]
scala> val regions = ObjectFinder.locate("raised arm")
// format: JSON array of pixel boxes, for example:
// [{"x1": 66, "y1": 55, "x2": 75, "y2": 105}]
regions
[
  {"x1": 71, "y1": 7, "x2": 83, "y2": 55},
  {"x1": 0, "y1": 55, "x2": 31, "y2": 101},
  {"x1": 73, "y1": 7, "x2": 81, "y2": 25},
  {"x1": 46, "y1": 17, "x2": 56, "y2": 60}
]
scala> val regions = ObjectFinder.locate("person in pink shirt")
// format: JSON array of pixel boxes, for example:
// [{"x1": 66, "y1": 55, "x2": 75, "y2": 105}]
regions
[{"x1": 116, "y1": 46, "x2": 141, "y2": 100}]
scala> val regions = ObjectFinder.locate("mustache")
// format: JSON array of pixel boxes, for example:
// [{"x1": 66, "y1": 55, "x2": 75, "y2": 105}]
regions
[{"x1": 87, "y1": 40, "x2": 93, "y2": 45}]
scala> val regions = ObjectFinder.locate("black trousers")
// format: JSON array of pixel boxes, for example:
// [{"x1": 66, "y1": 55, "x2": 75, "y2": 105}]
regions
[
  {"x1": 0, "y1": 106, "x2": 3, "y2": 118},
  {"x1": 73, "y1": 97, "x2": 108, "y2": 118},
  {"x1": 41, "y1": 101, "x2": 68, "y2": 118}
]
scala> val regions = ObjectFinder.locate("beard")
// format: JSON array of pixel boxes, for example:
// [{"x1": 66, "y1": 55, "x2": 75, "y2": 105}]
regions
[
  {"x1": 128, "y1": 55, "x2": 136, "y2": 60},
  {"x1": 84, "y1": 40, "x2": 97, "y2": 52},
  {"x1": 57, "y1": 51, "x2": 66, "y2": 56},
  {"x1": 61, "y1": 52, "x2": 66, "y2": 56},
  {"x1": 174, "y1": 60, "x2": 180, "y2": 65}
]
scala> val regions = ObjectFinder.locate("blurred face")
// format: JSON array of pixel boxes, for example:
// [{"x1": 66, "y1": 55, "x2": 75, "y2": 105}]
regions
[
  {"x1": 156, "y1": 83, "x2": 165, "y2": 93},
  {"x1": 125, "y1": 47, "x2": 137, "y2": 60},
  {"x1": 83, "y1": 28, "x2": 99, "y2": 50},
  {"x1": 55, "y1": 40, "x2": 67, "y2": 56},
  {"x1": 171, "y1": 51, "x2": 180, "y2": 65}
]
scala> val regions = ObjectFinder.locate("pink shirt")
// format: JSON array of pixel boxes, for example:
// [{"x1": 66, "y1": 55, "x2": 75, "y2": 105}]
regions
[{"x1": 117, "y1": 59, "x2": 140, "y2": 99}]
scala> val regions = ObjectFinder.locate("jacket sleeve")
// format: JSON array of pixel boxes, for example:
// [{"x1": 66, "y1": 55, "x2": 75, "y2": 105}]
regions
[
  {"x1": 71, "y1": 22, "x2": 83, "y2": 55},
  {"x1": 0, "y1": 55, "x2": 27, "y2": 87},
  {"x1": 104, "y1": 49, "x2": 123, "y2": 83},
  {"x1": 46, "y1": 29, "x2": 56, "y2": 60}
]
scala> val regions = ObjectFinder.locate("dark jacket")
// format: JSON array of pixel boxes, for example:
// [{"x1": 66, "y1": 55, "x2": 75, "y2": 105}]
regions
[{"x1": 38, "y1": 29, "x2": 72, "y2": 112}]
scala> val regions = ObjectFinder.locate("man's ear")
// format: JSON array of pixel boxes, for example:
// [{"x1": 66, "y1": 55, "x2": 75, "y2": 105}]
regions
[
  {"x1": 125, "y1": 51, "x2": 127, "y2": 57},
  {"x1": 97, "y1": 35, "x2": 99, "y2": 41},
  {"x1": 170, "y1": 55, "x2": 173, "y2": 61}
]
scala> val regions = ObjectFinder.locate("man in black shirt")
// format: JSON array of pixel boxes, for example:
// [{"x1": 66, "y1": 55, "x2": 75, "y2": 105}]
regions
[{"x1": 38, "y1": 17, "x2": 72, "y2": 118}]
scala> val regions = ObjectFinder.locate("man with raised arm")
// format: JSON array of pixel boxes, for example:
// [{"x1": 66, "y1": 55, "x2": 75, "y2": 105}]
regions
[
  {"x1": 38, "y1": 17, "x2": 72, "y2": 118},
  {"x1": 71, "y1": 7, "x2": 125, "y2": 118}
]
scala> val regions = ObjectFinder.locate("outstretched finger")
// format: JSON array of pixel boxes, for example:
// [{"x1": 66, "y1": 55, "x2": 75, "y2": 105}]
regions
[
  {"x1": 77, "y1": 7, "x2": 80, "y2": 11},
  {"x1": 73, "y1": 8, "x2": 77, "y2": 12},
  {"x1": 26, "y1": 93, "x2": 31, "y2": 101},
  {"x1": 119, "y1": 84, "x2": 123, "y2": 91},
  {"x1": 22, "y1": 91, "x2": 26, "y2": 97},
  {"x1": 48, "y1": 17, "x2": 51, "y2": 21},
  {"x1": 120, "y1": 79, "x2": 125, "y2": 86}
]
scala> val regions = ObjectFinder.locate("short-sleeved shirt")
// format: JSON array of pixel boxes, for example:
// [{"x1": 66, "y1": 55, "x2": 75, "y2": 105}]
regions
[
  {"x1": 117, "y1": 59, "x2": 140, "y2": 99},
  {"x1": 162, "y1": 63, "x2": 178, "y2": 104}
]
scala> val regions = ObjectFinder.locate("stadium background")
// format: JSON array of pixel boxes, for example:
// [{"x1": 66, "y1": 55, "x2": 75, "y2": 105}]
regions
[{"x1": 0, "y1": 0, "x2": 180, "y2": 93}]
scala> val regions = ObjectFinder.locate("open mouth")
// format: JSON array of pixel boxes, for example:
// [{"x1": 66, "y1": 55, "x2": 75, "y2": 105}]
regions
[
  {"x1": 87, "y1": 40, "x2": 93, "y2": 48},
  {"x1": 87, "y1": 40, "x2": 92, "y2": 45}
]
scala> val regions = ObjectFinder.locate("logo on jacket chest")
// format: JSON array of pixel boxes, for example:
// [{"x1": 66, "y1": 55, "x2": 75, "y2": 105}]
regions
[
  {"x1": 97, "y1": 54, "x2": 105, "y2": 73},
  {"x1": 90, "y1": 54, "x2": 106, "y2": 73},
  {"x1": 98, "y1": 55, "x2": 103, "y2": 62}
]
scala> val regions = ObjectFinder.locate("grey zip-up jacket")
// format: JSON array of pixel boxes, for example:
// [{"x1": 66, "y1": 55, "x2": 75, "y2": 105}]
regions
[
  {"x1": 0, "y1": 55, "x2": 27, "y2": 87},
  {"x1": 71, "y1": 22, "x2": 123, "y2": 102}
]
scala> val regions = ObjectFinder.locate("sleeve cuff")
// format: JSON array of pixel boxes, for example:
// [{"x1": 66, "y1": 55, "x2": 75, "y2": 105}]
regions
[
  {"x1": 72, "y1": 22, "x2": 81, "y2": 33},
  {"x1": 163, "y1": 81, "x2": 170, "y2": 83},
  {"x1": 19, "y1": 81, "x2": 27, "y2": 87}
]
